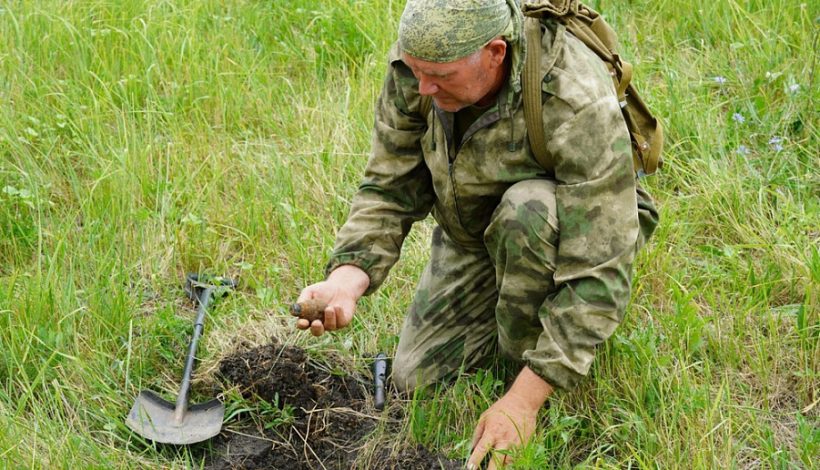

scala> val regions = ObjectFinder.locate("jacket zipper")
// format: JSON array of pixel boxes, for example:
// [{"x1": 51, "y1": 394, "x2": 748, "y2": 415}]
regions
[
  {"x1": 448, "y1": 159, "x2": 466, "y2": 229},
  {"x1": 439, "y1": 104, "x2": 506, "y2": 234},
  {"x1": 437, "y1": 107, "x2": 467, "y2": 231}
]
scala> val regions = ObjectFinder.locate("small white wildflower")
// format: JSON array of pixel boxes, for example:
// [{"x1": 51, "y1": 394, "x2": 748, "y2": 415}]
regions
[
  {"x1": 732, "y1": 113, "x2": 745, "y2": 124},
  {"x1": 788, "y1": 84, "x2": 800, "y2": 94},
  {"x1": 769, "y1": 136, "x2": 784, "y2": 152},
  {"x1": 736, "y1": 145, "x2": 750, "y2": 155},
  {"x1": 713, "y1": 76, "x2": 727, "y2": 85}
]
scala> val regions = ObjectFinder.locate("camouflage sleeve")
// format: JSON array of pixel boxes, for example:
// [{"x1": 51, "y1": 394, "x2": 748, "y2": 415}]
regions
[
  {"x1": 326, "y1": 44, "x2": 435, "y2": 295},
  {"x1": 522, "y1": 94, "x2": 640, "y2": 390}
]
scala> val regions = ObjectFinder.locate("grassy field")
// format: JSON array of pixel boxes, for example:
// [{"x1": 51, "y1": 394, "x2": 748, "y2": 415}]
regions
[{"x1": 0, "y1": 0, "x2": 817, "y2": 468}]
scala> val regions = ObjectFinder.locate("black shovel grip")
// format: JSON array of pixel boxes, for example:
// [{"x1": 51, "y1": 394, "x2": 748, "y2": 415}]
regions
[{"x1": 373, "y1": 353, "x2": 388, "y2": 411}]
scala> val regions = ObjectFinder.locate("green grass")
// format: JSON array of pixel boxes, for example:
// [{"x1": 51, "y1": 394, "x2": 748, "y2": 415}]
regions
[{"x1": 0, "y1": 0, "x2": 817, "y2": 468}]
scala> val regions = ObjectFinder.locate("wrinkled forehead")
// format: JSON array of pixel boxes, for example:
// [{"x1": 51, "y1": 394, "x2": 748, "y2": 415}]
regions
[
  {"x1": 398, "y1": 0, "x2": 511, "y2": 63},
  {"x1": 401, "y1": 49, "x2": 479, "y2": 77}
]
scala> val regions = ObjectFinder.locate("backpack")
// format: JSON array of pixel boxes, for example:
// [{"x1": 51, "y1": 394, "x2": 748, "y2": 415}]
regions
[
  {"x1": 523, "y1": 0, "x2": 663, "y2": 176},
  {"x1": 419, "y1": 0, "x2": 663, "y2": 176}
]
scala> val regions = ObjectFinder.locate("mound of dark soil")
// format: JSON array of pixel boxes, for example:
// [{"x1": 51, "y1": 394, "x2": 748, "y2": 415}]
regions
[
  {"x1": 370, "y1": 444, "x2": 464, "y2": 470},
  {"x1": 206, "y1": 338, "x2": 460, "y2": 469},
  {"x1": 218, "y1": 339, "x2": 367, "y2": 411}
]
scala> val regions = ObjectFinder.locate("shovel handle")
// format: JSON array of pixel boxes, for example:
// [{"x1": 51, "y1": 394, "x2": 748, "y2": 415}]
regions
[{"x1": 174, "y1": 286, "x2": 214, "y2": 423}]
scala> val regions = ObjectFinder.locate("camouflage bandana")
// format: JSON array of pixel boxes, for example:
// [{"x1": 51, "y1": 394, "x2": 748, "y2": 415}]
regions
[{"x1": 398, "y1": 0, "x2": 525, "y2": 93}]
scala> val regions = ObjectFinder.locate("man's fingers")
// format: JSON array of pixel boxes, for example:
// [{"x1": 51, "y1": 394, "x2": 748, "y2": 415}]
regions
[
  {"x1": 335, "y1": 305, "x2": 349, "y2": 328},
  {"x1": 488, "y1": 454, "x2": 497, "y2": 470},
  {"x1": 471, "y1": 419, "x2": 486, "y2": 450},
  {"x1": 467, "y1": 435, "x2": 493, "y2": 470},
  {"x1": 323, "y1": 306, "x2": 337, "y2": 331},
  {"x1": 310, "y1": 319, "x2": 325, "y2": 336},
  {"x1": 487, "y1": 449, "x2": 511, "y2": 470},
  {"x1": 296, "y1": 318, "x2": 310, "y2": 329}
]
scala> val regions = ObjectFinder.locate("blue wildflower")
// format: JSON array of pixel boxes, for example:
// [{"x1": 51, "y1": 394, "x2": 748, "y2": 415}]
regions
[{"x1": 732, "y1": 113, "x2": 745, "y2": 124}]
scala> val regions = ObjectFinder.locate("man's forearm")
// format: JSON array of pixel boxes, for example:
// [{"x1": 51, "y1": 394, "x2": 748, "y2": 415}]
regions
[
  {"x1": 507, "y1": 366, "x2": 554, "y2": 410},
  {"x1": 327, "y1": 265, "x2": 370, "y2": 299}
]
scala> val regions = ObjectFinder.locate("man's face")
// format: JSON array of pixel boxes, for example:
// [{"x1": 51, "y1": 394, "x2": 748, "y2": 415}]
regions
[{"x1": 402, "y1": 41, "x2": 506, "y2": 113}]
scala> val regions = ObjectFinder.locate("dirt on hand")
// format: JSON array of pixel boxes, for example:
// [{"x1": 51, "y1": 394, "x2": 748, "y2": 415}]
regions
[{"x1": 206, "y1": 337, "x2": 461, "y2": 470}]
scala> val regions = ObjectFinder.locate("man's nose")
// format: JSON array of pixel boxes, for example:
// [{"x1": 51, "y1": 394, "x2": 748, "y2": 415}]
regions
[{"x1": 417, "y1": 74, "x2": 438, "y2": 96}]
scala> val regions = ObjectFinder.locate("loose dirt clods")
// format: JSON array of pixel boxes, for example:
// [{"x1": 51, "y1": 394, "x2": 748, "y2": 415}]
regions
[{"x1": 207, "y1": 338, "x2": 460, "y2": 469}]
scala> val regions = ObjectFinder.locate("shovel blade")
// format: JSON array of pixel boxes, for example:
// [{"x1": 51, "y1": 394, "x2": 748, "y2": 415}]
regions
[{"x1": 126, "y1": 390, "x2": 224, "y2": 445}]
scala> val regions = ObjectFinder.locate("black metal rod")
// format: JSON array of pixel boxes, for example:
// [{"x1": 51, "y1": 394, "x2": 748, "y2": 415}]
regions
[
  {"x1": 173, "y1": 286, "x2": 214, "y2": 423},
  {"x1": 373, "y1": 353, "x2": 387, "y2": 410}
]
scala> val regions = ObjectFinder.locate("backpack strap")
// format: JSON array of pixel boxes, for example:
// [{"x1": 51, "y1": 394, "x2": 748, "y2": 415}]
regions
[
  {"x1": 523, "y1": 17, "x2": 565, "y2": 172},
  {"x1": 523, "y1": 17, "x2": 549, "y2": 169}
]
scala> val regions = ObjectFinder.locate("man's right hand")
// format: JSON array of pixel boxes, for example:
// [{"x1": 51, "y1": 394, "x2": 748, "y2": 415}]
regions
[{"x1": 295, "y1": 265, "x2": 370, "y2": 336}]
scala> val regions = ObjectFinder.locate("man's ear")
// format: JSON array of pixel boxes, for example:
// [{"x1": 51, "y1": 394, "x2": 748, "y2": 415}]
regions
[{"x1": 485, "y1": 39, "x2": 508, "y2": 68}]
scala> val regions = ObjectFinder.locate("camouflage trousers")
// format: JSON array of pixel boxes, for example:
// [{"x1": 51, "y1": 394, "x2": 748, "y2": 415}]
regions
[{"x1": 392, "y1": 179, "x2": 560, "y2": 393}]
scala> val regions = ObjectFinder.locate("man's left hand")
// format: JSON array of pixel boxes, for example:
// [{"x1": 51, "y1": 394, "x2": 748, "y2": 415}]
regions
[
  {"x1": 466, "y1": 367, "x2": 553, "y2": 469},
  {"x1": 467, "y1": 393, "x2": 537, "y2": 469}
]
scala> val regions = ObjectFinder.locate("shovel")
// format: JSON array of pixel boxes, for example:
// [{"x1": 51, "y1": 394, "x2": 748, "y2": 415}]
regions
[{"x1": 126, "y1": 273, "x2": 237, "y2": 445}]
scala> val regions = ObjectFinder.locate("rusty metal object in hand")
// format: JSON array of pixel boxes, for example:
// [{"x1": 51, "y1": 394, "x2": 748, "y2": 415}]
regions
[{"x1": 290, "y1": 299, "x2": 328, "y2": 323}]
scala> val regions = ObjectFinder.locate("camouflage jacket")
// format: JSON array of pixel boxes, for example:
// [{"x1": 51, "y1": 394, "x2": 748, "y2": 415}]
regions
[{"x1": 327, "y1": 22, "x2": 658, "y2": 389}]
